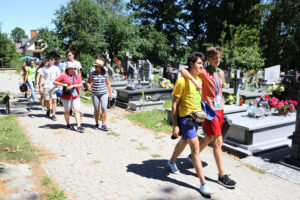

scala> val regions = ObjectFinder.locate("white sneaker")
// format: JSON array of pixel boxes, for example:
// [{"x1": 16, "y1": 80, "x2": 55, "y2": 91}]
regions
[
  {"x1": 42, "y1": 107, "x2": 46, "y2": 111},
  {"x1": 199, "y1": 183, "x2": 213, "y2": 195},
  {"x1": 167, "y1": 160, "x2": 180, "y2": 174}
]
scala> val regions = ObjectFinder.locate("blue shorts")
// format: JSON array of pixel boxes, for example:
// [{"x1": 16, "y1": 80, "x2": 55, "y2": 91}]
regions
[{"x1": 179, "y1": 116, "x2": 198, "y2": 140}]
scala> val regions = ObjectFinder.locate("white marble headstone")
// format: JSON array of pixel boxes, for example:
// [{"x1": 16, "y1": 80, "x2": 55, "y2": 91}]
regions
[{"x1": 264, "y1": 65, "x2": 281, "y2": 84}]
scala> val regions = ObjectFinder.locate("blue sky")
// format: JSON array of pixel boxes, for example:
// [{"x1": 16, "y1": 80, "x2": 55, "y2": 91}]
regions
[{"x1": 0, "y1": 0, "x2": 69, "y2": 37}]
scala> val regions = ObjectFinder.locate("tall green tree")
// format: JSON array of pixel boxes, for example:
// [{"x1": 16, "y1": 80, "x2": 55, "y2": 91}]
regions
[
  {"x1": 0, "y1": 32, "x2": 19, "y2": 67},
  {"x1": 53, "y1": 0, "x2": 107, "y2": 57},
  {"x1": 37, "y1": 28, "x2": 64, "y2": 57},
  {"x1": 261, "y1": 0, "x2": 300, "y2": 70},
  {"x1": 10, "y1": 27, "x2": 28, "y2": 43},
  {"x1": 219, "y1": 24, "x2": 265, "y2": 70}
]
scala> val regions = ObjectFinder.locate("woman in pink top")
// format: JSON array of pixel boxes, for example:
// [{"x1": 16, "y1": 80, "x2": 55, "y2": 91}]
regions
[{"x1": 54, "y1": 62, "x2": 85, "y2": 132}]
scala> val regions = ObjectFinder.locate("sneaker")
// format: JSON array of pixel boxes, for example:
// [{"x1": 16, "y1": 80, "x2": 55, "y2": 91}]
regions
[
  {"x1": 100, "y1": 124, "x2": 108, "y2": 131},
  {"x1": 95, "y1": 123, "x2": 99, "y2": 129},
  {"x1": 51, "y1": 116, "x2": 57, "y2": 121},
  {"x1": 66, "y1": 124, "x2": 71, "y2": 129},
  {"x1": 218, "y1": 174, "x2": 236, "y2": 188},
  {"x1": 77, "y1": 126, "x2": 85, "y2": 133},
  {"x1": 199, "y1": 183, "x2": 213, "y2": 195},
  {"x1": 42, "y1": 107, "x2": 46, "y2": 112},
  {"x1": 46, "y1": 110, "x2": 50, "y2": 117},
  {"x1": 167, "y1": 160, "x2": 180, "y2": 174}
]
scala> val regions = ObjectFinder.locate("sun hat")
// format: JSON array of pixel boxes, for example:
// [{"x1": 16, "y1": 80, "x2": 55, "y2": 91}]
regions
[
  {"x1": 66, "y1": 61, "x2": 76, "y2": 69},
  {"x1": 94, "y1": 59, "x2": 105, "y2": 67}
]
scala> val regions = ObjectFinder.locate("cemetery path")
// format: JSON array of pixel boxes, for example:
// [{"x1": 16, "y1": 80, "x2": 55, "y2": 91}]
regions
[{"x1": 1, "y1": 71, "x2": 300, "y2": 200}]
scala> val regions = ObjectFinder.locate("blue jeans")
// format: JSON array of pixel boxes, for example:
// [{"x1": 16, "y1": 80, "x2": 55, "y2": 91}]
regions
[{"x1": 27, "y1": 81, "x2": 35, "y2": 100}]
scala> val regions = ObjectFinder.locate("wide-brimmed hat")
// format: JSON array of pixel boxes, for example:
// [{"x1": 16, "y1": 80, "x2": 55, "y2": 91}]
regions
[
  {"x1": 94, "y1": 59, "x2": 105, "y2": 67},
  {"x1": 66, "y1": 61, "x2": 76, "y2": 69}
]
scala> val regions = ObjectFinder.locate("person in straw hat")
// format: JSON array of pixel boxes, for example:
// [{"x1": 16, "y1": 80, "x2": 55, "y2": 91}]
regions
[{"x1": 87, "y1": 57, "x2": 112, "y2": 131}]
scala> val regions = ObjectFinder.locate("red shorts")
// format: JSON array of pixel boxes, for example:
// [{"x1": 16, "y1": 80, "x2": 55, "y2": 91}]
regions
[{"x1": 203, "y1": 110, "x2": 224, "y2": 136}]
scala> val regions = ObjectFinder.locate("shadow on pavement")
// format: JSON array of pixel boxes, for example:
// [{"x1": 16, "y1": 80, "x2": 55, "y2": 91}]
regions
[
  {"x1": 28, "y1": 113, "x2": 47, "y2": 118},
  {"x1": 127, "y1": 158, "x2": 211, "y2": 199},
  {"x1": 39, "y1": 123, "x2": 67, "y2": 129}
]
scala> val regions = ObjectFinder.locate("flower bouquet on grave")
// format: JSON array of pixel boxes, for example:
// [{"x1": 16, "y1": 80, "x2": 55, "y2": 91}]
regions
[
  {"x1": 276, "y1": 100, "x2": 297, "y2": 115},
  {"x1": 159, "y1": 78, "x2": 173, "y2": 89},
  {"x1": 225, "y1": 94, "x2": 236, "y2": 105}
]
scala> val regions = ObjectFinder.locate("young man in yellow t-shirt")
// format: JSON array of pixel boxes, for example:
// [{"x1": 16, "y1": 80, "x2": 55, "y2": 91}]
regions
[{"x1": 168, "y1": 52, "x2": 213, "y2": 195}]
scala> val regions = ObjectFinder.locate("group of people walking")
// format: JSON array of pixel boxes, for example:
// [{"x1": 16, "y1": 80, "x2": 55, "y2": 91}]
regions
[
  {"x1": 168, "y1": 47, "x2": 236, "y2": 196},
  {"x1": 20, "y1": 51, "x2": 112, "y2": 132}
]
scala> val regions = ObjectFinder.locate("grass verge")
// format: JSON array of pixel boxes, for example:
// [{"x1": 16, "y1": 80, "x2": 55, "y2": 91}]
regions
[
  {"x1": 126, "y1": 109, "x2": 172, "y2": 133},
  {"x1": 0, "y1": 115, "x2": 38, "y2": 162}
]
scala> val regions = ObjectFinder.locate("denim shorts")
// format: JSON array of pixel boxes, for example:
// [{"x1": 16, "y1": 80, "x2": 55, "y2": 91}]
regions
[{"x1": 179, "y1": 116, "x2": 199, "y2": 140}]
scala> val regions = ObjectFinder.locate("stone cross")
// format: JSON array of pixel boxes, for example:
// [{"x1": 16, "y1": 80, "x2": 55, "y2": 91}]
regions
[{"x1": 285, "y1": 90, "x2": 300, "y2": 168}]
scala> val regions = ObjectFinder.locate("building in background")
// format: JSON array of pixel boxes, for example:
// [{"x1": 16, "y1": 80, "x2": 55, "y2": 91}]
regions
[{"x1": 19, "y1": 30, "x2": 46, "y2": 58}]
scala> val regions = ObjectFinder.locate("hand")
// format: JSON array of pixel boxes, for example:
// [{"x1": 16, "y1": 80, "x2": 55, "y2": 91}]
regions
[
  {"x1": 109, "y1": 93, "x2": 112, "y2": 100},
  {"x1": 88, "y1": 87, "x2": 92, "y2": 92},
  {"x1": 62, "y1": 83, "x2": 68, "y2": 87},
  {"x1": 66, "y1": 85, "x2": 73, "y2": 89},
  {"x1": 172, "y1": 126, "x2": 180, "y2": 138}
]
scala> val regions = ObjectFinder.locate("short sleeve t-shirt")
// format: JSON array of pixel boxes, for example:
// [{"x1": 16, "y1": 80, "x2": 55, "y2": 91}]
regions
[
  {"x1": 89, "y1": 71, "x2": 109, "y2": 94},
  {"x1": 199, "y1": 68, "x2": 225, "y2": 111},
  {"x1": 172, "y1": 76, "x2": 203, "y2": 117},
  {"x1": 55, "y1": 73, "x2": 82, "y2": 100},
  {"x1": 25, "y1": 66, "x2": 37, "y2": 82},
  {"x1": 41, "y1": 65, "x2": 61, "y2": 89}
]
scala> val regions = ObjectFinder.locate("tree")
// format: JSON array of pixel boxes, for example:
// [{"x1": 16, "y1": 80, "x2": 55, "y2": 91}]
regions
[
  {"x1": 53, "y1": 0, "x2": 107, "y2": 57},
  {"x1": 0, "y1": 32, "x2": 19, "y2": 67},
  {"x1": 11, "y1": 27, "x2": 28, "y2": 43},
  {"x1": 37, "y1": 28, "x2": 65, "y2": 57},
  {"x1": 219, "y1": 24, "x2": 265, "y2": 71},
  {"x1": 261, "y1": 0, "x2": 300, "y2": 70}
]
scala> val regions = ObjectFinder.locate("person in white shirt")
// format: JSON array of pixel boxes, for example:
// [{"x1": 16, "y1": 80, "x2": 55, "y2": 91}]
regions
[
  {"x1": 40, "y1": 56, "x2": 61, "y2": 120},
  {"x1": 62, "y1": 50, "x2": 82, "y2": 75}
]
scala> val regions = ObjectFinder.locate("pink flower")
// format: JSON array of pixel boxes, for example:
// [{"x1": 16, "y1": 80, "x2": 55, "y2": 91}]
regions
[
  {"x1": 289, "y1": 105, "x2": 294, "y2": 111},
  {"x1": 255, "y1": 97, "x2": 261, "y2": 102},
  {"x1": 278, "y1": 101, "x2": 284, "y2": 108}
]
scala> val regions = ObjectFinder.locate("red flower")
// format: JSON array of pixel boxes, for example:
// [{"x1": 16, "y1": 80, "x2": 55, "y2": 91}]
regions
[
  {"x1": 124, "y1": 76, "x2": 128, "y2": 80},
  {"x1": 264, "y1": 95, "x2": 270, "y2": 100},
  {"x1": 289, "y1": 105, "x2": 294, "y2": 111}
]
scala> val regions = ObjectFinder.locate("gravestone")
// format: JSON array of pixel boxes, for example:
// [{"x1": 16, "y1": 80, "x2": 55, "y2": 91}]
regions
[
  {"x1": 137, "y1": 60, "x2": 153, "y2": 82},
  {"x1": 264, "y1": 65, "x2": 281, "y2": 84},
  {"x1": 232, "y1": 69, "x2": 242, "y2": 105},
  {"x1": 105, "y1": 53, "x2": 115, "y2": 78}
]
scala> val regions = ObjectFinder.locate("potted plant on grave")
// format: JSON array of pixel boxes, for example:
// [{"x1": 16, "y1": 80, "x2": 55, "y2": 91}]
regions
[{"x1": 276, "y1": 100, "x2": 297, "y2": 115}]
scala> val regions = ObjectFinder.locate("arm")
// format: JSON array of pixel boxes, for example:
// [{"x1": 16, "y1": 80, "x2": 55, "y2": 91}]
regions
[
  {"x1": 172, "y1": 95, "x2": 181, "y2": 138},
  {"x1": 35, "y1": 72, "x2": 40, "y2": 89},
  {"x1": 87, "y1": 76, "x2": 93, "y2": 92},
  {"x1": 179, "y1": 68, "x2": 202, "y2": 91},
  {"x1": 106, "y1": 77, "x2": 113, "y2": 100},
  {"x1": 24, "y1": 70, "x2": 28, "y2": 83}
]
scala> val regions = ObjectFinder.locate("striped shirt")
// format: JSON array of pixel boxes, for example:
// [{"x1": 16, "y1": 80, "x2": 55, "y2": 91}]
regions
[{"x1": 89, "y1": 71, "x2": 109, "y2": 94}]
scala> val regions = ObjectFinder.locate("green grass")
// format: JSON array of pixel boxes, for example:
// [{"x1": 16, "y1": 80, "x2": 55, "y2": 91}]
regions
[
  {"x1": 80, "y1": 91, "x2": 93, "y2": 104},
  {"x1": 245, "y1": 164, "x2": 266, "y2": 174},
  {"x1": 163, "y1": 100, "x2": 172, "y2": 109},
  {"x1": 0, "y1": 115, "x2": 38, "y2": 162},
  {"x1": 151, "y1": 154, "x2": 161, "y2": 158},
  {"x1": 126, "y1": 109, "x2": 172, "y2": 133},
  {"x1": 42, "y1": 176, "x2": 52, "y2": 186},
  {"x1": 47, "y1": 188, "x2": 67, "y2": 200},
  {"x1": 107, "y1": 131, "x2": 120, "y2": 137}
]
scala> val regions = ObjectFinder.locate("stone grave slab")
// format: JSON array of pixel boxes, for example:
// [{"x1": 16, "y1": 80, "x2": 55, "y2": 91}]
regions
[
  {"x1": 129, "y1": 100, "x2": 164, "y2": 111},
  {"x1": 224, "y1": 112, "x2": 296, "y2": 155}
]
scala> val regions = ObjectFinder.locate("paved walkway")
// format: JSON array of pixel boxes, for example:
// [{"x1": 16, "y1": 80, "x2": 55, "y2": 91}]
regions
[{"x1": 1, "y1": 71, "x2": 300, "y2": 200}]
